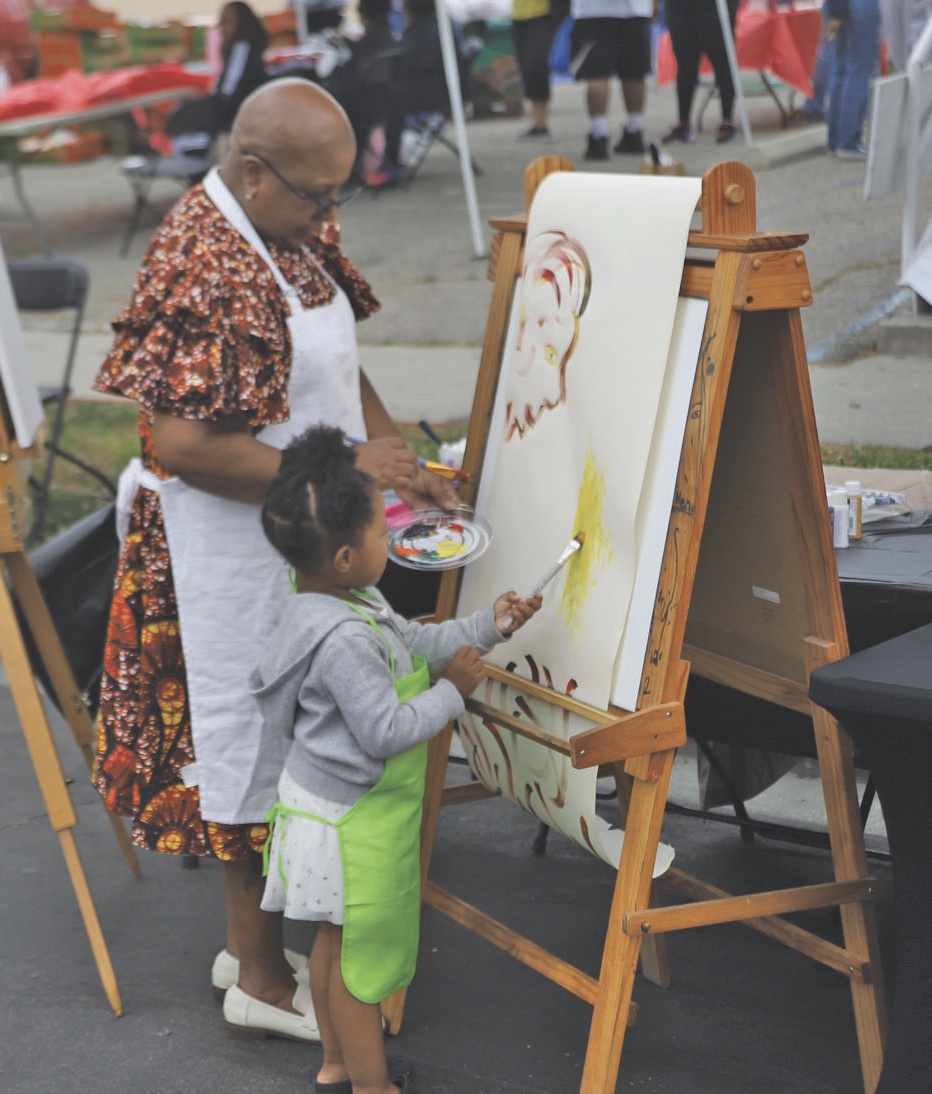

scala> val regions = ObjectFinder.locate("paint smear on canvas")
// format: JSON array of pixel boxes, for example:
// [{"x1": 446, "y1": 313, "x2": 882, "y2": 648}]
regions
[{"x1": 560, "y1": 444, "x2": 612, "y2": 634}]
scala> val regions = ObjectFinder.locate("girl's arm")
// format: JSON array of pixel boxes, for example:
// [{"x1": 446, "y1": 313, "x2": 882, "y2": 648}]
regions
[{"x1": 323, "y1": 632, "x2": 465, "y2": 760}]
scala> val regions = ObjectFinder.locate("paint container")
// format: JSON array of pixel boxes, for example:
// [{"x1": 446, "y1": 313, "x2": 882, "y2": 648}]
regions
[
  {"x1": 845, "y1": 481, "x2": 862, "y2": 539},
  {"x1": 829, "y1": 488, "x2": 849, "y2": 548},
  {"x1": 439, "y1": 438, "x2": 467, "y2": 469}
]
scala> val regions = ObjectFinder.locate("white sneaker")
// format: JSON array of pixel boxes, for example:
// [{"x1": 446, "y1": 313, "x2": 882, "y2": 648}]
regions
[
  {"x1": 211, "y1": 947, "x2": 308, "y2": 1002},
  {"x1": 222, "y1": 982, "x2": 321, "y2": 1043}
]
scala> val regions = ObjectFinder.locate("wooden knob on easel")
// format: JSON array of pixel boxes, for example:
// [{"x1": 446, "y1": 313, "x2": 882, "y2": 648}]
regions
[{"x1": 724, "y1": 184, "x2": 745, "y2": 206}]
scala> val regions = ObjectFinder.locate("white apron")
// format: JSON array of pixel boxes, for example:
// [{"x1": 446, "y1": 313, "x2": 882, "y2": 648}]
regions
[{"x1": 117, "y1": 167, "x2": 366, "y2": 824}]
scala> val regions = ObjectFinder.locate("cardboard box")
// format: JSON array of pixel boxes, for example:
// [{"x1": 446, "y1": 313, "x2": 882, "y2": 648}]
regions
[
  {"x1": 19, "y1": 128, "x2": 106, "y2": 164},
  {"x1": 638, "y1": 160, "x2": 686, "y2": 176}
]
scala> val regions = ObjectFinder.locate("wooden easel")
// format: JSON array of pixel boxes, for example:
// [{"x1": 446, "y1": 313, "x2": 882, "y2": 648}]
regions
[
  {"x1": 390, "y1": 159, "x2": 887, "y2": 1092},
  {"x1": 0, "y1": 383, "x2": 138, "y2": 1017}
]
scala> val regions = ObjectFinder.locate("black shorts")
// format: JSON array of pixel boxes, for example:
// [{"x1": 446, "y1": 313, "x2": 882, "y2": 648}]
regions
[{"x1": 570, "y1": 16, "x2": 652, "y2": 81}]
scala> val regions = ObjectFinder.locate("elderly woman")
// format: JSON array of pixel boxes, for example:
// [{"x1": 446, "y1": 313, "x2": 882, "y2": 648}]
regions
[{"x1": 93, "y1": 78, "x2": 455, "y2": 1043}]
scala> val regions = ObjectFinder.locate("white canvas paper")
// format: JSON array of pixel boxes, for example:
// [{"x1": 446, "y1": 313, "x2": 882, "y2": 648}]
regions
[
  {"x1": 459, "y1": 171, "x2": 702, "y2": 710},
  {"x1": 0, "y1": 239, "x2": 44, "y2": 448}
]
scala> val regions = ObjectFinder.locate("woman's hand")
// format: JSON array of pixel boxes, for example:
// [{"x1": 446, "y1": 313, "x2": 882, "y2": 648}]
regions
[
  {"x1": 493, "y1": 591, "x2": 542, "y2": 636},
  {"x1": 353, "y1": 437, "x2": 419, "y2": 491},
  {"x1": 397, "y1": 467, "x2": 461, "y2": 511}
]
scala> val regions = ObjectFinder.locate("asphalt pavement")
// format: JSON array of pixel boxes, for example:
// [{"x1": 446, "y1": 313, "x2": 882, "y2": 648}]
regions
[{"x1": 0, "y1": 77, "x2": 926, "y2": 1093}]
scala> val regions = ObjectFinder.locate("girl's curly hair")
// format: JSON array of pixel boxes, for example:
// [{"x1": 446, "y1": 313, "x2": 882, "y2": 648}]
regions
[{"x1": 261, "y1": 425, "x2": 375, "y2": 572}]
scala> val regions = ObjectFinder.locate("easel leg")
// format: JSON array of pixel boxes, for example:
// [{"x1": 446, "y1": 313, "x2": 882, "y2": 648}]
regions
[
  {"x1": 805, "y1": 639, "x2": 887, "y2": 1094},
  {"x1": 0, "y1": 561, "x2": 124, "y2": 1015},
  {"x1": 5, "y1": 552, "x2": 140, "y2": 878},
  {"x1": 581, "y1": 749, "x2": 675, "y2": 1093},
  {"x1": 613, "y1": 764, "x2": 670, "y2": 988}
]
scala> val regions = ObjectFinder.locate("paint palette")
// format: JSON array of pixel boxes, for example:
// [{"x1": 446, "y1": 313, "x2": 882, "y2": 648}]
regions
[{"x1": 388, "y1": 507, "x2": 492, "y2": 571}]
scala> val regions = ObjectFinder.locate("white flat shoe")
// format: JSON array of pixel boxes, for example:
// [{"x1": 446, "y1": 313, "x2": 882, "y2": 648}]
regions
[
  {"x1": 211, "y1": 947, "x2": 308, "y2": 1002},
  {"x1": 222, "y1": 983, "x2": 321, "y2": 1043}
]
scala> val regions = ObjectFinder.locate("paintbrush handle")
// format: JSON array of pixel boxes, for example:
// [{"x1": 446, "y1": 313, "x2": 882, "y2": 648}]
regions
[{"x1": 530, "y1": 563, "x2": 563, "y2": 598}]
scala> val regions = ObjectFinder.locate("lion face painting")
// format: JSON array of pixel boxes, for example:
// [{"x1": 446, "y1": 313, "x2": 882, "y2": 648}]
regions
[{"x1": 505, "y1": 230, "x2": 591, "y2": 442}]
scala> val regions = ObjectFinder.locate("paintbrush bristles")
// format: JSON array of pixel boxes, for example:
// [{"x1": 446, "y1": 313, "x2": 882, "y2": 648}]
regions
[{"x1": 574, "y1": 531, "x2": 585, "y2": 545}]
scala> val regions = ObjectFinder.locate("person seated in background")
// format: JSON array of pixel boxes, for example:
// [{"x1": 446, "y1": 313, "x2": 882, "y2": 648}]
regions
[
  {"x1": 321, "y1": 0, "x2": 401, "y2": 176},
  {"x1": 168, "y1": 1, "x2": 269, "y2": 158},
  {"x1": 370, "y1": 0, "x2": 473, "y2": 187}
]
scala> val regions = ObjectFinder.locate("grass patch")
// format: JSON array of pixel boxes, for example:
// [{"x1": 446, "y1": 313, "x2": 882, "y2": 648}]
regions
[{"x1": 26, "y1": 401, "x2": 931, "y2": 547}]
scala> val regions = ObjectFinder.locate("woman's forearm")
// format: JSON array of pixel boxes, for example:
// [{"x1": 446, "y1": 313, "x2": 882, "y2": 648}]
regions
[{"x1": 152, "y1": 412, "x2": 282, "y2": 504}]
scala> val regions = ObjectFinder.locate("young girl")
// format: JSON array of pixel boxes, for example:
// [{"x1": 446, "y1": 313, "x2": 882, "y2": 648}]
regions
[{"x1": 249, "y1": 425, "x2": 540, "y2": 1094}]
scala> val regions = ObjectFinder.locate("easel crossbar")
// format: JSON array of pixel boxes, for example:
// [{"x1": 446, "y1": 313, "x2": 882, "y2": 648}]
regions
[
  {"x1": 471, "y1": 663, "x2": 687, "y2": 768},
  {"x1": 423, "y1": 880, "x2": 599, "y2": 1005},
  {"x1": 658, "y1": 867, "x2": 876, "y2": 981}
]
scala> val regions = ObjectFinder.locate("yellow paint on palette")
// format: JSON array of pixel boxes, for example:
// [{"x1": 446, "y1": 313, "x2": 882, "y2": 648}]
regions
[
  {"x1": 560, "y1": 444, "x2": 613, "y2": 635},
  {"x1": 435, "y1": 539, "x2": 467, "y2": 559}
]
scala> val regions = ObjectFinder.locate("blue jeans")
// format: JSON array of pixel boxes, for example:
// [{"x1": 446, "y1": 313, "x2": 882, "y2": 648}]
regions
[
  {"x1": 802, "y1": 2, "x2": 836, "y2": 119},
  {"x1": 827, "y1": 0, "x2": 882, "y2": 151}
]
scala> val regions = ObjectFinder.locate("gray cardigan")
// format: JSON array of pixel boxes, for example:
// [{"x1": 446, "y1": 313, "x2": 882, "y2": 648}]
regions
[{"x1": 246, "y1": 589, "x2": 503, "y2": 808}]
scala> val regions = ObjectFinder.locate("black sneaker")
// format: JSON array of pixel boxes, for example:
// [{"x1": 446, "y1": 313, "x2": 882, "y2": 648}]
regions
[
  {"x1": 517, "y1": 125, "x2": 556, "y2": 143},
  {"x1": 584, "y1": 134, "x2": 609, "y2": 161},
  {"x1": 614, "y1": 128, "x2": 646, "y2": 155}
]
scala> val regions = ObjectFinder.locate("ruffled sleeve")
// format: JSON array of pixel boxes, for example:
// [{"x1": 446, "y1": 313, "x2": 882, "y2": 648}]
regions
[{"x1": 94, "y1": 187, "x2": 292, "y2": 427}]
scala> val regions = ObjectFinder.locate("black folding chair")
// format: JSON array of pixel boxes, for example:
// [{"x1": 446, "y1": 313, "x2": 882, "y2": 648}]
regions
[
  {"x1": 119, "y1": 152, "x2": 211, "y2": 257},
  {"x1": 7, "y1": 259, "x2": 115, "y2": 541}
]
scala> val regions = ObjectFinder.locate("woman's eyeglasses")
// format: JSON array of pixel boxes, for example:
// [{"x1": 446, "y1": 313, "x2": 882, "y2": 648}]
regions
[{"x1": 245, "y1": 149, "x2": 362, "y2": 218}]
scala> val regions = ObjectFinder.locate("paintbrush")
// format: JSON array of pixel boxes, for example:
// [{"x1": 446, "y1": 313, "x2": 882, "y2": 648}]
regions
[
  {"x1": 504, "y1": 532, "x2": 585, "y2": 631},
  {"x1": 529, "y1": 532, "x2": 585, "y2": 597}
]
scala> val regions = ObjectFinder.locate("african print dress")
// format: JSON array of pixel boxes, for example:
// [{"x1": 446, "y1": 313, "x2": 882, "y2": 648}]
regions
[{"x1": 93, "y1": 185, "x2": 378, "y2": 861}]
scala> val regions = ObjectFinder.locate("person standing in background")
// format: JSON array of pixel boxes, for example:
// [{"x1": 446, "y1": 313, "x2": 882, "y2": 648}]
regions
[
  {"x1": 569, "y1": 0, "x2": 655, "y2": 161},
  {"x1": 825, "y1": 0, "x2": 882, "y2": 159},
  {"x1": 512, "y1": 0, "x2": 570, "y2": 142},
  {"x1": 168, "y1": 1, "x2": 269, "y2": 158},
  {"x1": 662, "y1": 0, "x2": 739, "y2": 144}
]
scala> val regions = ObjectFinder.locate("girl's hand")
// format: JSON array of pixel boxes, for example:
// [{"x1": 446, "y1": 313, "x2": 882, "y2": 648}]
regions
[
  {"x1": 354, "y1": 437, "x2": 419, "y2": 491},
  {"x1": 441, "y1": 646, "x2": 485, "y2": 698},
  {"x1": 493, "y1": 591, "x2": 542, "y2": 636}
]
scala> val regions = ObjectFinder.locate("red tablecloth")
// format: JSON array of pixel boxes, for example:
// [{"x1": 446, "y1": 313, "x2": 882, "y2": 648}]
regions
[
  {"x1": 0, "y1": 63, "x2": 211, "y2": 123},
  {"x1": 656, "y1": 8, "x2": 823, "y2": 100}
]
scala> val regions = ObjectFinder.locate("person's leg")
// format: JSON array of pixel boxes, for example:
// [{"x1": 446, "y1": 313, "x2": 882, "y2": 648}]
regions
[
  {"x1": 667, "y1": 0, "x2": 700, "y2": 126},
  {"x1": 614, "y1": 16, "x2": 651, "y2": 153},
  {"x1": 830, "y1": 0, "x2": 882, "y2": 153},
  {"x1": 570, "y1": 17, "x2": 612, "y2": 157},
  {"x1": 326, "y1": 926, "x2": 397, "y2": 1093},
  {"x1": 804, "y1": 0, "x2": 836, "y2": 119},
  {"x1": 514, "y1": 15, "x2": 558, "y2": 137},
  {"x1": 221, "y1": 854, "x2": 299, "y2": 1007},
  {"x1": 702, "y1": 0, "x2": 738, "y2": 138},
  {"x1": 311, "y1": 923, "x2": 347, "y2": 1087},
  {"x1": 586, "y1": 77, "x2": 610, "y2": 121}
]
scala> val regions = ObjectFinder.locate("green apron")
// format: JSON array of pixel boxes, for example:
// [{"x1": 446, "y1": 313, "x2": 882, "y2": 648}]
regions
[{"x1": 263, "y1": 597, "x2": 430, "y2": 1004}]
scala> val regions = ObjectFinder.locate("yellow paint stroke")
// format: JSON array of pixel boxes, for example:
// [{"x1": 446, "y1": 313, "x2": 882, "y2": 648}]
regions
[{"x1": 560, "y1": 444, "x2": 613, "y2": 635}]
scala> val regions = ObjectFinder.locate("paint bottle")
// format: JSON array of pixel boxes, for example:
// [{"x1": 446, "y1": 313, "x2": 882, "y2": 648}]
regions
[
  {"x1": 829, "y1": 488, "x2": 849, "y2": 548},
  {"x1": 845, "y1": 480, "x2": 863, "y2": 540}
]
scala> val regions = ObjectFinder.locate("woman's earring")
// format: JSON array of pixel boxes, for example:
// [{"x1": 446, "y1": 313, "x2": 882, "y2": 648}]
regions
[{"x1": 245, "y1": 190, "x2": 255, "y2": 201}]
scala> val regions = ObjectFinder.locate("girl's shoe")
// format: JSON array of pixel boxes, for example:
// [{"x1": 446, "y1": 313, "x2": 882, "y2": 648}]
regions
[
  {"x1": 716, "y1": 122, "x2": 737, "y2": 144},
  {"x1": 314, "y1": 1080, "x2": 352, "y2": 1094},
  {"x1": 661, "y1": 124, "x2": 693, "y2": 144}
]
